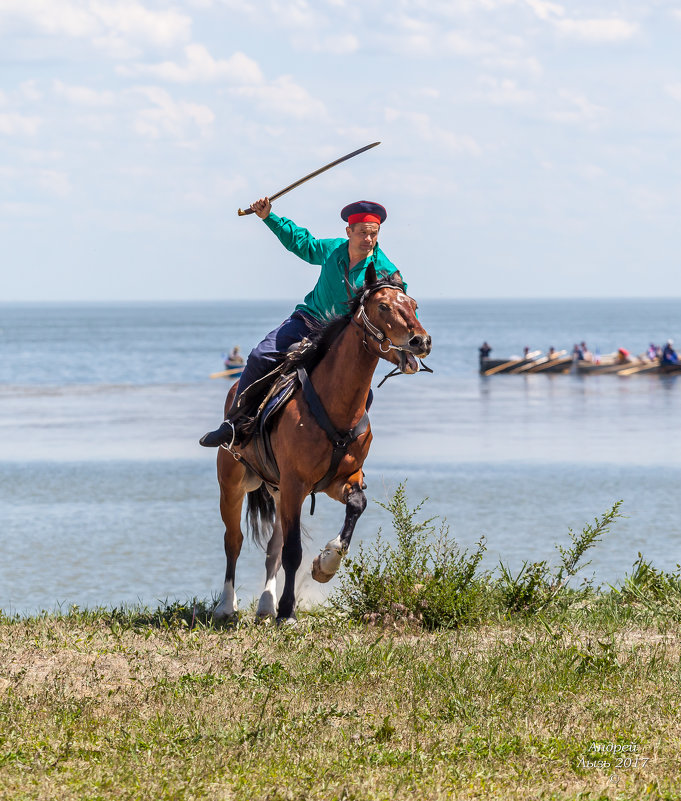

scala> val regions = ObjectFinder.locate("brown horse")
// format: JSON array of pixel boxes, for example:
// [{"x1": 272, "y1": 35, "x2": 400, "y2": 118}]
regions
[{"x1": 213, "y1": 266, "x2": 431, "y2": 623}]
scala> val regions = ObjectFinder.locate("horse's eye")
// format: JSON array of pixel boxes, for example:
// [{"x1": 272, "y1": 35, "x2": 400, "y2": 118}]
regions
[{"x1": 379, "y1": 303, "x2": 389, "y2": 312}]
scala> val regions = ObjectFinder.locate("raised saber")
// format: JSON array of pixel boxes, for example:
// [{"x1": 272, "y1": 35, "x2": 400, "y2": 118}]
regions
[{"x1": 237, "y1": 141, "x2": 381, "y2": 216}]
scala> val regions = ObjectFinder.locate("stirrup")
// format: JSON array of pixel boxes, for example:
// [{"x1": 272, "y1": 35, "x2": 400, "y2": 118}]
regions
[{"x1": 219, "y1": 419, "x2": 237, "y2": 452}]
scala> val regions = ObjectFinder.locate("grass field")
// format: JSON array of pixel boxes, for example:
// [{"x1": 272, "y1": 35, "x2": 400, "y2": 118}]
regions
[
  {"x1": 2, "y1": 489, "x2": 680, "y2": 800},
  {"x1": 0, "y1": 603, "x2": 680, "y2": 800}
]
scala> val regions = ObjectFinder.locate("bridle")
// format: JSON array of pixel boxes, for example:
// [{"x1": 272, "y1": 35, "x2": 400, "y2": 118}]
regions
[{"x1": 351, "y1": 282, "x2": 433, "y2": 387}]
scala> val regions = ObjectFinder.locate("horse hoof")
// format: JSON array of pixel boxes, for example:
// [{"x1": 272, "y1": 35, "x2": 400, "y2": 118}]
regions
[
  {"x1": 311, "y1": 537, "x2": 346, "y2": 583},
  {"x1": 311, "y1": 556, "x2": 335, "y2": 583},
  {"x1": 276, "y1": 616, "x2": 298, "y2": 627},
  {"x1": 254, "y1": 614, "x2": 274, "y2": 626},
  {"x1": 212, "y1": 610, "x2": 239, "y2": 626},
  {"x1": 256, "y1": 594, "x2": 277, "y2": 620}
]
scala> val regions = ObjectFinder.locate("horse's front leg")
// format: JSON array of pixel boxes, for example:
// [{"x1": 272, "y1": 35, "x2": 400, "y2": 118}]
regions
[
  {"x1": 213, "y1": 454, "x2": 246, "y2": 621},
  {"x1": 312, "y1": 471, "x2": 367, "y2": 583}
]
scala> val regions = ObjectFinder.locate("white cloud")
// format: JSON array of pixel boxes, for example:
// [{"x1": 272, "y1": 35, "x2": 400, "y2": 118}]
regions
[
  {"x1": 525, "y1": 1, "x2": 637, "y2": 43},
  {"x1": 230, "y1": 75, "x2": 327, "y2": 119},
  {"x1": 120, "y1": 45, "x2": 263, "y2": 84},
  {"x1": 93, "y1": 1, "x2": 192, "y2": 48},
  {"x1": 444, "y1": 30, "x2": 498, "y2": 57},
  {"x1": 132, "y1": 86, "x2": 215, "y2": 140},
  {"x1": 478, "y1": 76, "x2": 535, "y2": 105},
  {"x1": 384, "y1": 107, "x2": 482, "y2": 155},
  {"x1": 301, "y1": 33, "x2": 359, "y2": 54},
  {"x1": 53, "y1": 80, "x2": 115, "y2": 106},
  {"x1": 417, "y1": 87, "x2": 441, "y2": 100},
  {"x1": 554, "y1": 17, "x2": 638, "y2": 42},
  {"x1": 19, "y1": 148, "x2": 66, "y2": 164},
  {"x1": 547, "y1": 89, "x2": 606, "y2": 126},
  {"x1": 665, "y1": 83, "x2": 681, "y2": 102},
  {"x1": 483, "y1": 55, "x2": 543, "y2": 77},
  {"x1": 36, "y1": 169, "x2": 73, "y2": 197},
  {"x1": 120, "y1": 45, "x2": 324, "y2": 126},
  {"x1": 0, "y1": 201, "x2": 47, "y2": 218},
  {"x1": 0, "y1": 113, "x2": 42, "y2": 136},
  {"x1": 20, "y1": 81, "x2": 43, "y2": 101},
  {"x1": 525, "y1": 0, "x2": 564, "y2": 22},
  {"x1": 0, "y1": 1, "x2": 191, "y2": 52},
  {"x1": 577, "y1": 163, "x2": 606, "y2": 180}
]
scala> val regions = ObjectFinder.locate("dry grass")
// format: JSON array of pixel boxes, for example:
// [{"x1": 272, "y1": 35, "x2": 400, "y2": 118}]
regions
[{"x1": 1, "y1": 608, "x2": 680, "y2": 800}]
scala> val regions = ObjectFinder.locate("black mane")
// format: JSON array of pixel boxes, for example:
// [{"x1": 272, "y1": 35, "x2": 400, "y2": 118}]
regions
[{"x1": 297, "y1": 273, "x2": 405, "y2": 374}]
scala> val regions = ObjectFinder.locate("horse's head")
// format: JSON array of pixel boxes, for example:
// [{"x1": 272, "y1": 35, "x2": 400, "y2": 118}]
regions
[{"x1": 353, "y1": 264, "x2": 432, "y2": 374}]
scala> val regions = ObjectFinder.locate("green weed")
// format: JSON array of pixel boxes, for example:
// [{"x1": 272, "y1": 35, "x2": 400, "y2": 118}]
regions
[{"x1": 333, "y1": 482, "x2": 487, "y2": 628}]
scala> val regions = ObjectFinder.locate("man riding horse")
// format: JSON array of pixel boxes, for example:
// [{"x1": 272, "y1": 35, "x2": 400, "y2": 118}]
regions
[{"x1": 200, "y1": 197, "x2": 406, "y2": 449}]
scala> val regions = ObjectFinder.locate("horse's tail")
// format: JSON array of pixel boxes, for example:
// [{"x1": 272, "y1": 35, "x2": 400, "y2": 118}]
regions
[{"x1": 246, "y1": 485, "x2": 276, "y2": 548}]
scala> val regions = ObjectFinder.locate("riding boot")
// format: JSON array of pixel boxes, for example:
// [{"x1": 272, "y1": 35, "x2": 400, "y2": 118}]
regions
[{"x1": 199, "y1": 418, "x2": 240, "y2": 448}]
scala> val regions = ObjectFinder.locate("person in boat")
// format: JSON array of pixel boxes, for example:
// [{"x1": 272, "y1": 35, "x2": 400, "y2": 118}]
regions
[
  {"x1": 647, "y1": 342, "x2": 660, "y2": 361},
  {"x1": 616, "y1": 347, "x2": 633, "y2": 364},
  {"x1": 200, "y1": 198, "x2": 405, "y2": 448},
  {"x1": 225, "y1": 345, "x2": 244, "y2": 366},
  {"x1": 661, "y1": 340, "x2": 679, "y2": 365},
  {"x1": 479, "y1": 342, "x2": 492, "y2": 364}
]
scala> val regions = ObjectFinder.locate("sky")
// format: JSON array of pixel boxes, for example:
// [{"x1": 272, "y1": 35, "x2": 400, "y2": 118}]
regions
[{"x1": 1, "y1": 0, "x2": 680, "y2": 302}]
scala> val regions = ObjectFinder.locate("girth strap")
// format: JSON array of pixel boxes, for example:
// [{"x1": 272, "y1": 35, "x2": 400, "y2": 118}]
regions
[{"x1": 296, "y1": 366, "x2": 370, "y2": 495}]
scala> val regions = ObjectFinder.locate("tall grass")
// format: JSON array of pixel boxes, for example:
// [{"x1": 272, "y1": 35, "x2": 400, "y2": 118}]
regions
[{"x1": 333, "y1": 484, "x2": 681, "y2": 629}]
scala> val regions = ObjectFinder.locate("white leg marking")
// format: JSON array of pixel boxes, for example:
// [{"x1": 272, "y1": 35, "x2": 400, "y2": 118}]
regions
[
  {"x1": 214, "y1": 579, "x2": 237, "y2": 620},
  {"x1": 311, "y1": 535, "x2": 346, "y2": 583},
  {"x1": 256, "y1": 512, "x2": 283, "y2": 619},
  {"x1": 256, "y1": 575, "x2": 278, "y2": 619}
]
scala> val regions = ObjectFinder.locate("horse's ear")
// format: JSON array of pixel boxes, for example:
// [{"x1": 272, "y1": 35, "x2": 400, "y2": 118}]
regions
[{"x1": 364, "y1": 262, "x2": 377, "y2": 287}]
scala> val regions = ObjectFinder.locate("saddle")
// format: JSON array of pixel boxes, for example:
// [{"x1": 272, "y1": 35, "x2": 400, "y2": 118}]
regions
[
  {"x1": 228, "y1": 339, "x2": 370, "y2": 504},
  {"x1": 228, "y1": 338, "x2": 316, "y2": 448}
]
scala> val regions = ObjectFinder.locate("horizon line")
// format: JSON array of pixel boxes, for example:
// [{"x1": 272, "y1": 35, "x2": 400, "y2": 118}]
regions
[{"x1": 1, "y1": 295, "x2": 679, "y2": 305}]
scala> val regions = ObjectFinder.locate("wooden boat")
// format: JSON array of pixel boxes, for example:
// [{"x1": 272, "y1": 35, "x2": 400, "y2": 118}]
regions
[
  {"x1": 523, "y1": 351, "x2": 572, "y2": 374},
  {"x1": 618, "y1": 359, "x2": 661, "y2": 377},
  {"x1": 508, "y1": 349, "x2": 567, "y2": 374},
  {"x1": 480, "y1": 350, "x2": 542, "y2": 376},
  {"x1": 210, "y1": 361, "x2": 245, "y2": 380},
  {"x1": 659, "y1": 362, "x2": 681, "y2": 375},
  {"x1": 576, "y1": 353, "x2": 647, "y2": 376}
]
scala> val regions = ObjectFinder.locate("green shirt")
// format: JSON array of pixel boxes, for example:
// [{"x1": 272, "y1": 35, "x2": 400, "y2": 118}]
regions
[{"x1": 262, "y1": 212, "x2": 405, "y2": 322}]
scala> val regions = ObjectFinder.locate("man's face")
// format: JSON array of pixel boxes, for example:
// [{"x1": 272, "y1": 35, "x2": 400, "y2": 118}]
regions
[{"x1": 346, "y1": 222, "x2": 380, "y2": 255}]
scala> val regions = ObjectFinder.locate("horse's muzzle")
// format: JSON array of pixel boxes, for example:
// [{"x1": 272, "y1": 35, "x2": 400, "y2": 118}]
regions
[{"x1": 406, "y1": 333, "x2": 432, "y2": 359}]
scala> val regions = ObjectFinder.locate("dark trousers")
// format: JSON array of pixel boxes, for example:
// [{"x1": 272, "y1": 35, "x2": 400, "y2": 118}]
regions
[
  {"x1": 235, "y1": 311, "x2": 316, "y2": 396},
  {"x1": 234, "y1": 309, "x2": 373, "y2": 410}
]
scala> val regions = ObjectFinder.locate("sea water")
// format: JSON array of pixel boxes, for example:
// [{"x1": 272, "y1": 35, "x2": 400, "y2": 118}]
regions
[{"x1": 1, "y1": 299, "x2": 680, "y2": 615}]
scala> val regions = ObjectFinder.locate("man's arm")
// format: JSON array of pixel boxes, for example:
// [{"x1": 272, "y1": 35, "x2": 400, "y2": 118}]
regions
[{"x1": 249, "y1": 196, "x2": 329, "y2": 265}]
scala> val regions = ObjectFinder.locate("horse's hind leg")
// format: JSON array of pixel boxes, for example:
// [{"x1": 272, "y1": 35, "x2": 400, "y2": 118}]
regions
[
  {"x1": 256, "y1": 506, "x2": 282, "y2": 620},
  {"x1": 276, "y1": 483, "x2": 305, "y2": 623},
  {"x1": 312, "y1": 472, "x2": 367, "y2": 583}
]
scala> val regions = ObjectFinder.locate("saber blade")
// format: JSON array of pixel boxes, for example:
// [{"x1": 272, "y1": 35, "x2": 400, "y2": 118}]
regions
[{"x1": 237, "y1": 141, "x2": 381, "y2": 216}]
